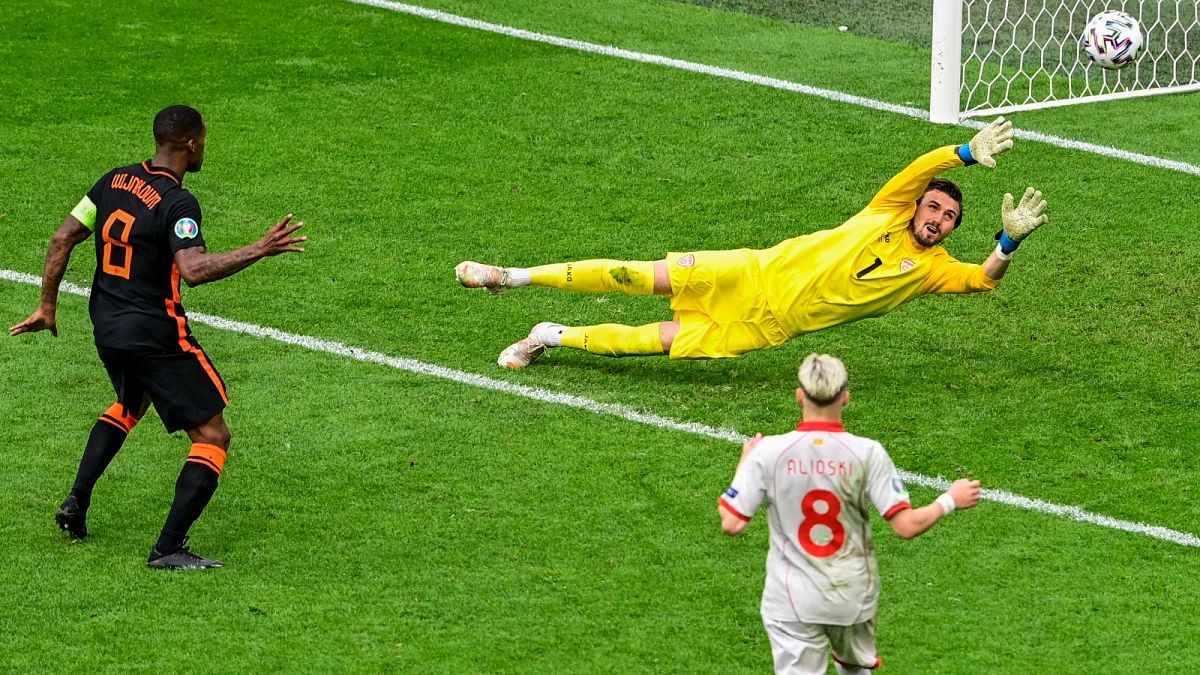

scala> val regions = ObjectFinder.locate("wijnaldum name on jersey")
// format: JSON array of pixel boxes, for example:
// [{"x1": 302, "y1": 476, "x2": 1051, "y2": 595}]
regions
[{"x1": 111, "y1": 172, "x2": 162, "y2": 210}]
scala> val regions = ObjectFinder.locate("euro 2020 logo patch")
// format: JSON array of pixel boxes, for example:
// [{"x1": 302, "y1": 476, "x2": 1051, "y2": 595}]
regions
[
  {"x1": 174, "y1": 217, "x2": 198, "y2": 240},
  {"x1": 900, "y1": 258, "x2": 915, "y2": 272},
  {"x1": 677, "y1": 254, "x2": 695, "y2": 268}
]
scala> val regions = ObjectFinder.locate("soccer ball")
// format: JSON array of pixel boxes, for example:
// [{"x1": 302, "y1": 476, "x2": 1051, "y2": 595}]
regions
[{"x1": 1082, "y1": 10, "x2": 1144, "y2": 69}]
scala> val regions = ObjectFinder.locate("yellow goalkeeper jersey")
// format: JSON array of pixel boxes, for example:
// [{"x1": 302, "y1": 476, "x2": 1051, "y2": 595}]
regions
[{"x1": 757, "y1": 145, "x2": 1000, "y2": 338}]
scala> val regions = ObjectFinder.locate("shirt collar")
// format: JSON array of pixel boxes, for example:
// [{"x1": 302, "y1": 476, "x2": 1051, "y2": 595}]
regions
[
  {"x1": 902, "y1": 226, "x2": 931, "y2": 254},
  {"x1": 142, "y1": 161, "x2": 183, "y2": 184},
  {"x1": 796, "y1": 421, "x2": 845, "y2": 432}
]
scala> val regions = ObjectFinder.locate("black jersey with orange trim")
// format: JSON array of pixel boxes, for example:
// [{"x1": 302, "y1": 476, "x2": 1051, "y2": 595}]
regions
[{"x1": 84, "y1": 161, "x2": 206, "y2": 351}]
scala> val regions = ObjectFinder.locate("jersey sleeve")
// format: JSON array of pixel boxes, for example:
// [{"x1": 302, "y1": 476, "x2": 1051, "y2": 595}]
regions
[
  {"x1": 920, "y1": 250, "x2": 1001, "y2": 294},
  {"x1": 719, "y1": 448, "x2": 768, "y2": 523},
  {"x1": 164, "y1": 192, "x2": 206, "y2": 253},
  {"x1": 866, "y1": 442, "x2": 911, "y2": 520},
  {"x1": 71, "y1": 174, "x2": 110, "y2": 230},
  {"x1": 866, "y1": 145, "x2": 965, "y2": 214}
]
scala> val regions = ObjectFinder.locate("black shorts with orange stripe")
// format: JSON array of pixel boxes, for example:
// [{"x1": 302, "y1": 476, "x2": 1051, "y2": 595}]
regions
[{"x1": 98, "y1": 341, "x2": 228, "y2": 433}]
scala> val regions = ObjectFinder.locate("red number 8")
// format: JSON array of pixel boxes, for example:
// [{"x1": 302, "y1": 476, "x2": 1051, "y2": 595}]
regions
[{"x1": 797, "y1": 489, "x2": 845, "y2": 557}]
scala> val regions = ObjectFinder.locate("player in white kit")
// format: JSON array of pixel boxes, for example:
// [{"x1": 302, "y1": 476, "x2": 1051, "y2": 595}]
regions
[{"x1": 717, "y1": 354, "x2": 981, "y2": 674}]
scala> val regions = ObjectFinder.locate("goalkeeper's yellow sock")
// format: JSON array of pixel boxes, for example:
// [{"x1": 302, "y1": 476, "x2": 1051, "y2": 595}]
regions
[
  {"x1": 528, "y1": 260, "x2": 656, "y2": 296},
  {"x1": 559, "y1": 323, "x2": 666, "y2": 357}
]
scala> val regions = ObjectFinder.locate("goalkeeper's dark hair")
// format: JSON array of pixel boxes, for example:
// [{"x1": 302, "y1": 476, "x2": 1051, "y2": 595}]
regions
[
  {"x1": 153, "y1": 105, "x2": 204, "y2": 147},
  {"x1": 921, "y1": 178, "x2": 964, "y2": 226}
]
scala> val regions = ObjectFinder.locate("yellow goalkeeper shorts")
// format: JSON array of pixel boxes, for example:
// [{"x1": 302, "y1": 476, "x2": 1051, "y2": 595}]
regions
[{"x1": 665, "y1": 250, "x2": 789, "y2": 359}]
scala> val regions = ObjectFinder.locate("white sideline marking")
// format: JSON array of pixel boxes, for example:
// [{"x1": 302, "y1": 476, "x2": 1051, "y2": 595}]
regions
[
  {"x1": 4, "y1": 268, "x2": 1198, "y2": 549},
  {"x1": 347, "y1": 0, "x2": 1200, "y2": 177}
]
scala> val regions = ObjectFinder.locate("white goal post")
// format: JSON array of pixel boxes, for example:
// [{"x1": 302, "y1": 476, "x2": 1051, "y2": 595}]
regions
[{"x1": 930, "y1": 0, "x2": 1200, "y2": 122}]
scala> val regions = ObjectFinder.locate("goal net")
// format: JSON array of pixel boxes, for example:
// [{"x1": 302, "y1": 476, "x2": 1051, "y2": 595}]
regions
[{"x1": 930, "y1": 0, "x2": 1200, "y2": 122}]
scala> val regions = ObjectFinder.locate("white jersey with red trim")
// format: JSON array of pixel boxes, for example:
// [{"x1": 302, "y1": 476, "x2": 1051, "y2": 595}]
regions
[{"x1": 719, "y1": 421, "x2": 911, "y2": 625}]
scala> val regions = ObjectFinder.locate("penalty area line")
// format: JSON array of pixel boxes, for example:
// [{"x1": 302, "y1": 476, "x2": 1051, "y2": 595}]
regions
[
  {"x1": 346, "y1": 0, "x2": 1200, "y2": 177},
  {"x1": 3, "y1": 267, "x2": 1198, "y2": 549}
]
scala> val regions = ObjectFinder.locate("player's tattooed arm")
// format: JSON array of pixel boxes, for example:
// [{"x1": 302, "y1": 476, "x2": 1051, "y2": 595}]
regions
[
  {"x1": 175, "y1": 214, "x2": 306, "y2": 286},
  {"x1": 10, "y1": 215, "x2": 92, "y2": 337}
]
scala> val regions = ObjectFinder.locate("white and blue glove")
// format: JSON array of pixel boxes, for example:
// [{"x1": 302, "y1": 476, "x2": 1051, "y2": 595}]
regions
[
  {"x1": 958, "y1": 116, "x2": 1014, "y2": 168},
  {"x1": 996, "y1": 187, "x2": 1049, "y2": 257}
]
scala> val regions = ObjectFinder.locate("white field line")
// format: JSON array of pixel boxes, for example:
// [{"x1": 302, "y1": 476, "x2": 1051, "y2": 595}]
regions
[
  {"x1": 347, "y1": 0, "x2": 1200, "y2": 177},
  {"x1": 4, "y1": 268, "x2": 1198, "y2": 549}
]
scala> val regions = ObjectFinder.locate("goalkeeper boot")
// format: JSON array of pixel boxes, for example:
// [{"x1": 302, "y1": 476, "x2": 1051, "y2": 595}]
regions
[
  {"x1": 55, "y1": 495, "x2": 88, "y2": 540},
  {"x1": 455, "y1": 261, "x2": 512, "y2": 295},
  {"x1": 498, "y1": 322, "x2": 564, "y2": 369},
  {"x1": 147, "y1": 537, "x2": 224, "y2": 570}
]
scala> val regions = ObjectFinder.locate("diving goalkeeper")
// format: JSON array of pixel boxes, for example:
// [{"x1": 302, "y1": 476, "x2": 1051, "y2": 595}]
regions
[{"x1": 456, "y1": 117, "x2": 1049, "y2": 368}]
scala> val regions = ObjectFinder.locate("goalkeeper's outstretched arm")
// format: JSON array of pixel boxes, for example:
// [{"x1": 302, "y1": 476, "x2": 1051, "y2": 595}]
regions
[
  {"x1": 981, "y1": 186, "x2": 1049, "y2": 281},
  {"x1": 867, "y1": 117, "x2": 1014, "y2": 213}
]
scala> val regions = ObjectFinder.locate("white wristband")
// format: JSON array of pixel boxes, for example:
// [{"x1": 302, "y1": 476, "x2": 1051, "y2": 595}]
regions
[
  {"x1": 994, "y1": 243, "x2": 1013, "y2": 261},
  {"x1": 935, "y1": 492, "x2": 957, "y2": 516}
]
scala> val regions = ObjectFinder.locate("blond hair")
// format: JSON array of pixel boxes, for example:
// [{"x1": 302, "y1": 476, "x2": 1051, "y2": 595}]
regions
[{"x1": 798, "y1": 353, "x2": 848, "y2": 405}]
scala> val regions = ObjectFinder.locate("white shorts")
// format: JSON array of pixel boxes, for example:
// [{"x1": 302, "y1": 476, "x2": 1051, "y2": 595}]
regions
[{"x1": 762, "y1": 616, "x2": 881, "y2": 675}]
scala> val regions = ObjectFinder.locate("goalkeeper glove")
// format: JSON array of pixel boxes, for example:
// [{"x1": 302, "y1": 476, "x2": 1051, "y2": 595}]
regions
[
  {"x1": 996, "y1": 187, "x2": 1049, "y2": 255},
  {"x1": 960, "y1": 116, "x2": 1014, "y2": 169}
]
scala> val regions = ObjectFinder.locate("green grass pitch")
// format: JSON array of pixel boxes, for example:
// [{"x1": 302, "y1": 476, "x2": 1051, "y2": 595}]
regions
[{"x1": 1, "y1": 0, "x2": 1197, "y2": 672}]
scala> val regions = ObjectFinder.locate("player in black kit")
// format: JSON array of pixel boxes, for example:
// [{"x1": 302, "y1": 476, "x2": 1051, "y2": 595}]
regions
[{"x1": 10, "y1": 105, "x2": 306, "y2": 570}]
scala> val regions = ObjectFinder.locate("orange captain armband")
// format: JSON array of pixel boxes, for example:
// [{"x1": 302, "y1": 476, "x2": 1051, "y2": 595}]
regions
[
  {"x1": 99, "y1": 402, "x2": 140, "y2": 434},
  {"x1": 187, "y1": 443, "x2": 227, "y2": 475}
]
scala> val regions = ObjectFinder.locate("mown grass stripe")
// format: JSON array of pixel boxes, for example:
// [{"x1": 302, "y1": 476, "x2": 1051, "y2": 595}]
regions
[
  {"x1": 5, "y1": 268, "x2": 1197, "y2": 548},
  {"x1": 347, "y1": 0, "x2": 1200, "y2": 176}
]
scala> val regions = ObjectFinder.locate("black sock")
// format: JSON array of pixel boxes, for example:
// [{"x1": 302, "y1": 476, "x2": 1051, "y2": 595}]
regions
[
  {"x1": 154, "y1": 462, "x2": 219, "y2": 554},
  {"x1": 69, "y1": 421, "x2": 131, "y2": 511}
]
